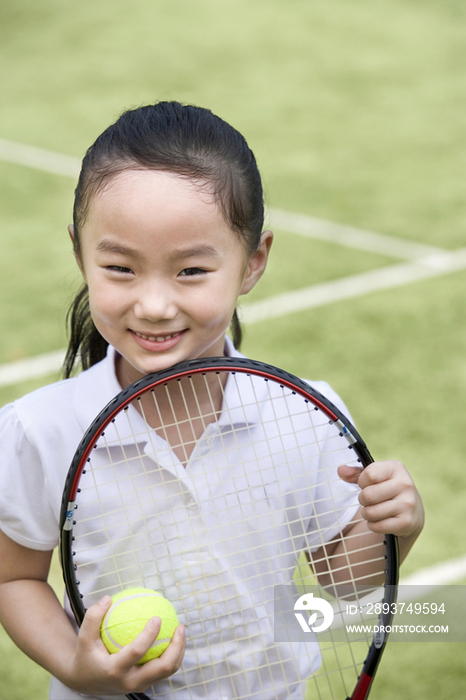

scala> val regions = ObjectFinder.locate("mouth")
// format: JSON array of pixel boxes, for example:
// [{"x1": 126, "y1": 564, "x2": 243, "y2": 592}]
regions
[
  {"x1": 130, "y1": 328, "x2": 188, "y2": 352},
  {"x1": 133, "y1": 330, "x2": 183, "y2": 342}
]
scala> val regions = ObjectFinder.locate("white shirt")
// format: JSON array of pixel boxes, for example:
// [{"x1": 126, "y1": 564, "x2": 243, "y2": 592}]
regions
[
  {"x1": 0, "y1": 345, "x2": 122, "y2": 550},
  {"x1": 0, "y1": 339, "x2": 360, "y2": 700}
]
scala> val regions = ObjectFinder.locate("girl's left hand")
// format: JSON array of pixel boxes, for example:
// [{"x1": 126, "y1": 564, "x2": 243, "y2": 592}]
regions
[{"x1": 338, "y1": 461, "x2": 424, "y2": 540}]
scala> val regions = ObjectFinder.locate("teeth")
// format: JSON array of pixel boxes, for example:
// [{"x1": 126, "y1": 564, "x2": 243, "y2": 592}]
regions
[{"x1": 135, "y1": 331, "x2": 180, "y2": 342}]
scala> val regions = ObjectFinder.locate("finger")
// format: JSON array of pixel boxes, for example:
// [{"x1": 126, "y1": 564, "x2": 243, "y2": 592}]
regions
[
  {"x1": 357, "y1": 461, "x2": 404, "y2": 489},
  {"x1": 364, "y1": 515, "x2": 405, "y2": 535},
  {"x1": 358, "y1": 479, "x2": 400, "y2": 507},
  {"x1": 144, "y1": 624, "x2": 186, "y2": 681},
  {"x1": 79, "y1": 595, "x2": 112, "y2": 647},
  {"x1": 124, "y1": 623, "x2": 186, "y2": 690},
  {"x1": 360, "y1": 498, "x2": 401, "y2": 524},
  {"x1": 337, "y1": 465, "x2": 363, "y2": 484},
  {"x1": 114, "y1": 616, "x2": 163, "y2": 671}
]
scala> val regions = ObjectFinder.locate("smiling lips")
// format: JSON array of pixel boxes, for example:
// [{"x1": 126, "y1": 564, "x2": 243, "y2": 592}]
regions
[
  {"x1": 131, "y1": 329, "x2": 186, "y2": 351},
  {"x1": 134, "y1": 330, "x2": 183, "y2": 342}
]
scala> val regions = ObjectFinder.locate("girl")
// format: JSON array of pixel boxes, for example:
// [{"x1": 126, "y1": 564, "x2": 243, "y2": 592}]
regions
[{"x1": 0, "y1": 102, "x2": 424, "y2": 699}]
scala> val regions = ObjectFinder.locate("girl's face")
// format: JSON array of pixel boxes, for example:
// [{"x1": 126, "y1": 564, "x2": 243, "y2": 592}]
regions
[{"x1": 74, "y1": 169, "x2": 272, "y2": 388}]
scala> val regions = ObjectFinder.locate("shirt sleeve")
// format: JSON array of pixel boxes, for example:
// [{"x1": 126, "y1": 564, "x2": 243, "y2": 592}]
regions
[
  {"x1": 303, "y1": 380, "x2": 361, "y2": 551},
  {"x1": 0, "y1": 402, "x2": 58, "y2": 550}
]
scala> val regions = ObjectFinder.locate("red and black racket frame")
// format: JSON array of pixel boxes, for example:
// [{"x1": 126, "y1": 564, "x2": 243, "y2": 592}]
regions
[{"x1": 59, "y1": 356, "x2": 399, "y2": 700}]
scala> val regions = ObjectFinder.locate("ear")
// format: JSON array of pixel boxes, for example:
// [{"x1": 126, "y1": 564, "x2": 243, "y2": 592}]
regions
[
  {"x1": 240, "y1": 230, "x2": 273, "y2": 296},
  {"x1": 68, "y1": 224, "x2": 86, "y2": 279}
]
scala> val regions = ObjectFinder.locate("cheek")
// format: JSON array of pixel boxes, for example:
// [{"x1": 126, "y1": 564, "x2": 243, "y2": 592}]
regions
[
  {"x1": 190, "y1": 286, "x2": 239, "y2": 328},
  {"x1": 88, "y1": 284, "x2": 130, "y2": 323}
]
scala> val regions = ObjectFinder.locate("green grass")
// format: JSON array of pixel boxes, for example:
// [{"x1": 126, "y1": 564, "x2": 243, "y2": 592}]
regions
[
  {"x1": 246, "y1": 232, "x2": 399, "y2": 302},
  {"x1": 0, "y1": 0, "x2": 465, "y2": 698},
  {"x1": 0, "y1": 162, "x2": 79, "y2": 364}
]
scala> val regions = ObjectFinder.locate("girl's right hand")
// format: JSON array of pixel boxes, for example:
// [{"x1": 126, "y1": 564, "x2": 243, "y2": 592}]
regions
[{"x1": 68, "y1": 595, "x2": 186, "y2": 696}]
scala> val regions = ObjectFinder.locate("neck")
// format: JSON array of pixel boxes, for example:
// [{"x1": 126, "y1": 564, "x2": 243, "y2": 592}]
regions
[{"x1": 134, "y1": 368, "x2": 228, "y2": 466}]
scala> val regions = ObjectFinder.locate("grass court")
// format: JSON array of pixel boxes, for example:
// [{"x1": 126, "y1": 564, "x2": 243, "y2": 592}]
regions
[{"x1": 0, "y1": 1, "x2": 465, "y2": 698}]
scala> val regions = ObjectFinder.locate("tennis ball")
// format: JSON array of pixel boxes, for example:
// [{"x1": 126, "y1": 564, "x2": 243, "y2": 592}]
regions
[{"x1": 100, "y1": 587, "x2": 179, "y2": 664}]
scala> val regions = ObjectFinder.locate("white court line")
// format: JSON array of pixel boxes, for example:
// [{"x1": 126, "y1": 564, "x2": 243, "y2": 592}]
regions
[
  {"x1": 1, "y1": 249, "x2": 465, "y2": 388},
  {"x1": 0, "y1": 137, "x2": 80, "y2": 179},
  {"x1": 0, "y1": 350, "x2": 66, "y2": 388},
  {"x1": 269, "y1": 207, "x2": 444, "y2": 260},
  {"x1": 0, "y1": 136, "x2": 445, "y2": 259},
  {"x1": 1, "y1": 136, "x2": 465, "y2": 383},
  {"x1": 241, "y1": 248, "x2": 466, "y2": 325},
  {"x1": 400, "y1": 553, "x2": 466, "y2": 587}
]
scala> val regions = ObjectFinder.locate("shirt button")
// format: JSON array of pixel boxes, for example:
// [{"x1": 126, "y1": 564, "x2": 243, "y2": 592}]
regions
[{"x1": 186, "y1": 496, "x2": 197, "y2": 509}]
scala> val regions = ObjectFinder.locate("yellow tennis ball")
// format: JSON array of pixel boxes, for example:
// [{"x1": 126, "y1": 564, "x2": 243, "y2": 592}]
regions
[{"x1": 100, "y1": 587, "x2": 179, "y2": 664}]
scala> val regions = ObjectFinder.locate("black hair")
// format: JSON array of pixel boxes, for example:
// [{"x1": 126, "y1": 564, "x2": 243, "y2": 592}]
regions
[{"x1": 64, "y1": 101, "x2": 265, "y2": 378}]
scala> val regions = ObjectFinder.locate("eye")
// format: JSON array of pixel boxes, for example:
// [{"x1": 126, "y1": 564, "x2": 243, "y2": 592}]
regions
[
  {"x1": 106, "y1": 265, "x2": 133, "y2": 274},
  {"x1": 179, "y1": 267, "x2": 207, "y2": 277}
]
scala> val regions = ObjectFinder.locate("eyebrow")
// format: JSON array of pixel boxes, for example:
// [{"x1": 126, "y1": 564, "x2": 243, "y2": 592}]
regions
[
  {"x1": 96, "y1": 240, "x2": 140, "y2": 257},
  {"x1": 170, "y1": 244, "x2": 219, "y2": 260},
  {"x1": 96, "y1": 239, "x2": 219, "y2": 260}
]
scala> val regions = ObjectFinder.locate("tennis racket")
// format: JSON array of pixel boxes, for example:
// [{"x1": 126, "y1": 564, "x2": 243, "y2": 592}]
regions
[{"x1": 60, "y1": 356, "x2": 398, "y2": 700}]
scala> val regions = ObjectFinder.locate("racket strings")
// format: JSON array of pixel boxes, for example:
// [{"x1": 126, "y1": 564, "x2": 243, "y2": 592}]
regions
[
  {"x1": 76, "y1": 498, "x2": 385, "y2": 583},
  {"x1": 70, "y1": 369, "x2": 388, "y2": 700},
  {"x1": 78, "y1": 534, "x2": 384, "y2": 607}
]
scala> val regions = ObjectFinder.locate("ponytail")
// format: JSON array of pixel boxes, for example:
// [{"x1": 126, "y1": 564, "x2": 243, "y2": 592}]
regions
[{"x1": 63, "y1": 286, "x2": 108, "y2": 377}]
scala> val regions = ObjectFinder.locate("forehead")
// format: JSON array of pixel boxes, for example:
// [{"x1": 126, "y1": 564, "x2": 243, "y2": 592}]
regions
[
  {"x1": 91, "y1": 168, "x2": 219, "y2": 219},
  {"x1": 82, "y1": 169, "x2": 243, "y2": 255}
]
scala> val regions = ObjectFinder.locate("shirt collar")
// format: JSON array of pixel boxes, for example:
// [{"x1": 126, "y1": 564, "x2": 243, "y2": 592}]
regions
[
  {"x1": 218, "y1": 337, "x2": 265, "y2": 427},
  {"x1": 75, "y1": 345, "x2": 123, "y2": 434},
  {"x1": 75, "y1": 338, "x2": 262, "y2": 445},
  {"x1": 223, "y1": 334, "x2": 243, "y2": 359}
]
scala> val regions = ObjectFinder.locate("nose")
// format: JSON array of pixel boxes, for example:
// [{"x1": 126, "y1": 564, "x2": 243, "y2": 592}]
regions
[{"x1": 133, "y1": 279, "x2": 178, "y2": 322}]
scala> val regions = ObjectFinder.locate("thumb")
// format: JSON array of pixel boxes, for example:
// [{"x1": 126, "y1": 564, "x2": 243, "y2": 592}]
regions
[{"x1": 337, "y1": 465, "x2": 363, "y2": 484}]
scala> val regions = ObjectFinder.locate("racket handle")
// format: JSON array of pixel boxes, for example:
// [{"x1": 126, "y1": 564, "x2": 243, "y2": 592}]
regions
[{"x1": 126, "y1": 692, "x2": 151, "y2": 700}]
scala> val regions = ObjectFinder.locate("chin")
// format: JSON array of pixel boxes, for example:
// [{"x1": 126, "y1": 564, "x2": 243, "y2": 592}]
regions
[{"x1": 134, "y1": 356, "x2": 180, "y2": 376}]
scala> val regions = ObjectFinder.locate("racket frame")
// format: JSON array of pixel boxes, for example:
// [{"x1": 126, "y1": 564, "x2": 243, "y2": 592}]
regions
[{"x1": 59, "y1": 356, "x2": 399, "y2": 700}]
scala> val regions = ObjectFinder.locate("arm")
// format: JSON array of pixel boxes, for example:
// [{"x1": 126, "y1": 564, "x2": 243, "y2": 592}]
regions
[
  {"x1": 309, "y1": 460, "x2": 424, "y2": 594},
  {"x1": 0, "y1": 529, "x2": 185, "y2": 696}
]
